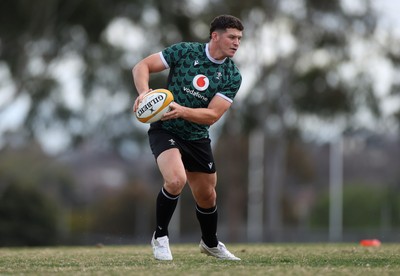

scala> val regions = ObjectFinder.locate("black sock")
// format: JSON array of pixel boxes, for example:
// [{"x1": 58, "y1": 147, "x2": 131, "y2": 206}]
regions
[
  {"x1": 154, "y1": 187, "x2": 180, "y2": 239},
  {"x1": 196, "y1": 205, "x2": 218, "y2": 247}
]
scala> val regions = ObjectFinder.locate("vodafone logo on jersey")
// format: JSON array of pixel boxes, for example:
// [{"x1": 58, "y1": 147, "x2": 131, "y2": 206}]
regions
[{"x1": 193, "y1": 74, "x2": 209, "y2": 91}]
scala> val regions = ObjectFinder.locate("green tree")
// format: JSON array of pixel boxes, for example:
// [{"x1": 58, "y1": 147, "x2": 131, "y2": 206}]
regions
[
  {"x1": 0, "y1": 183, "x2": 60, "y2": 246},
  {"x1": 310, "y1": 184, "x2": 400, "y2": 229},
  {"x1": 0, "y1": 147, "x2": 76, "y2": 246},
  {"x1": 89, "y1": 182, "x2": 153, "y2": 238}
]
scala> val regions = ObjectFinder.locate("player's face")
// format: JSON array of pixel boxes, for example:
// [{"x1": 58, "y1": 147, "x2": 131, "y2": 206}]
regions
[{"x1": 216, "y1": 28, "x2": 242, "y2": 58}]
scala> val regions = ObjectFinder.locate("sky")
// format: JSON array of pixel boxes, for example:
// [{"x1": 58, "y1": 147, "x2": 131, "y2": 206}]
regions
[{"x1": 373, "y1": 0, "x2": 400, "y2": 35}]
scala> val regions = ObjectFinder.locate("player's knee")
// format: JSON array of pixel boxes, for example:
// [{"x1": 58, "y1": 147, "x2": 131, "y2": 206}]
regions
[
  {"x1": 164, "y1": 175, "x2": 186, "y2": 194},
  {"x1": 197, "y1": 189, "x2": 216, "y2": 207}
]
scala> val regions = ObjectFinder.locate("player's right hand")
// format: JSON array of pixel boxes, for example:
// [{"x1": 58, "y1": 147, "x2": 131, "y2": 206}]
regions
[{"x1": 133, "y1": 89, "x2": 152, "y2": 113}]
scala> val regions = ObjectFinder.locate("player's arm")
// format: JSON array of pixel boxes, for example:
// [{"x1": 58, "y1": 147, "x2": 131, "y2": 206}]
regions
[
  {"x1": 132, "y1": 53, "x2": 166, "y2": 111},
  {"x1": 162, "y1": 96, "x2": 232, "y2": 126}
]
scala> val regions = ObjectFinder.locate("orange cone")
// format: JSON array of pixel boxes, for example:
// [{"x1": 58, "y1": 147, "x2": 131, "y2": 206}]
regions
[{"x1": 360, "y1": 239, "x2": 381, "y2": 247}]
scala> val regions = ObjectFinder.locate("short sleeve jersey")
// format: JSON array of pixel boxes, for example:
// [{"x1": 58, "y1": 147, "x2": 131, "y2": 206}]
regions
[{"x1": 156, "y1": 42, "x2": 242, "y2": 140}]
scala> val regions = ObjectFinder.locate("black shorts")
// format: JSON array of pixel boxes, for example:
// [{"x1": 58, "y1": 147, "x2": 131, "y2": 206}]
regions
[{"x1": 148, "y1": 126, "x2": 216, "y2": 174}]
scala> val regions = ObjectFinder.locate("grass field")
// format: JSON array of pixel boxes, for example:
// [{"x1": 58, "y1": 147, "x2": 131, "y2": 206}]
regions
[{"x1": 0, "y1": 243, "x2": 399, "y2": 275}]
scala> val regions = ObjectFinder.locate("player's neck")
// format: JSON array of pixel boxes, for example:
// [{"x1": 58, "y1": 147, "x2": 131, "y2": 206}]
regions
[{"x1": 206, "y1": 42, "x2": 226, "y2": 62}]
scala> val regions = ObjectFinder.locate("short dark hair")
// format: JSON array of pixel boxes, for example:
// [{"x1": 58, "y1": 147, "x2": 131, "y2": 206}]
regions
[{"x1": 209, "y1": 15, "x2": 244, "y2": 39}]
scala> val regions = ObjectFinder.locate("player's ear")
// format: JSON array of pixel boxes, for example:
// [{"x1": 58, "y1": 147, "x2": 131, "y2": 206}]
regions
[{"x1": 211, "y1": 31, "x2": 219, "y2": 41}]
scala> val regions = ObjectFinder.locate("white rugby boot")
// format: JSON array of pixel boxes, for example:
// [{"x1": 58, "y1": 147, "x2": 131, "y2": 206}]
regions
[
  {"x1": 199, "y1": 239, "x2": 241, "y2": 260},
  {"x1": 151, "y1": 232, "x2": 173, "y2": 261}
]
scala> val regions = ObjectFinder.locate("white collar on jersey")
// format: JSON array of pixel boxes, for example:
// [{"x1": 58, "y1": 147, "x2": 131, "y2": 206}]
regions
[{"x1": 205, "y1": 43, "x2": 227, "y2": 64}]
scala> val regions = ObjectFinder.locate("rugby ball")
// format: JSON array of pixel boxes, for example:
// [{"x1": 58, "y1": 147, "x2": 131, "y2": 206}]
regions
[{"x1": 135, "y1": 89, "x2": 174, "y2": 123}]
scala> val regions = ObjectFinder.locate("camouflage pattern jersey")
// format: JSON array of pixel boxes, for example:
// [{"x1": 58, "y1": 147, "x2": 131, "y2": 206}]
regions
[{"x1": 155, "y1": 42, "x2": 242, "y2": 141}]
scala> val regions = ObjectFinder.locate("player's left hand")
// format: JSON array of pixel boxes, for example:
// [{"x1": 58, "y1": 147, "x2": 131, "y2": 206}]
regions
[{"x1": 162, "y1": 102, "x2": 184, "y2": 121}]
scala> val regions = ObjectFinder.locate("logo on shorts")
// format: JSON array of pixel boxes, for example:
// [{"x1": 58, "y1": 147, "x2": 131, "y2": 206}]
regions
[
  {"x1": 169, "y1": 139, "x2": 176, "y2": 146},
  {"x1": 208, "y1": 162, "x2": 213, "y2": 169},
  {"x1": 193, "y1": 74, "x2": 209, "y2": 91}
]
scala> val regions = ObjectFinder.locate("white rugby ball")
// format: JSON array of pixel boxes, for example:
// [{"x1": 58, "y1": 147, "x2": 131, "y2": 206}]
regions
[{"x1": 135, "y1": 89, "x2": 174, "y2": 123}]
